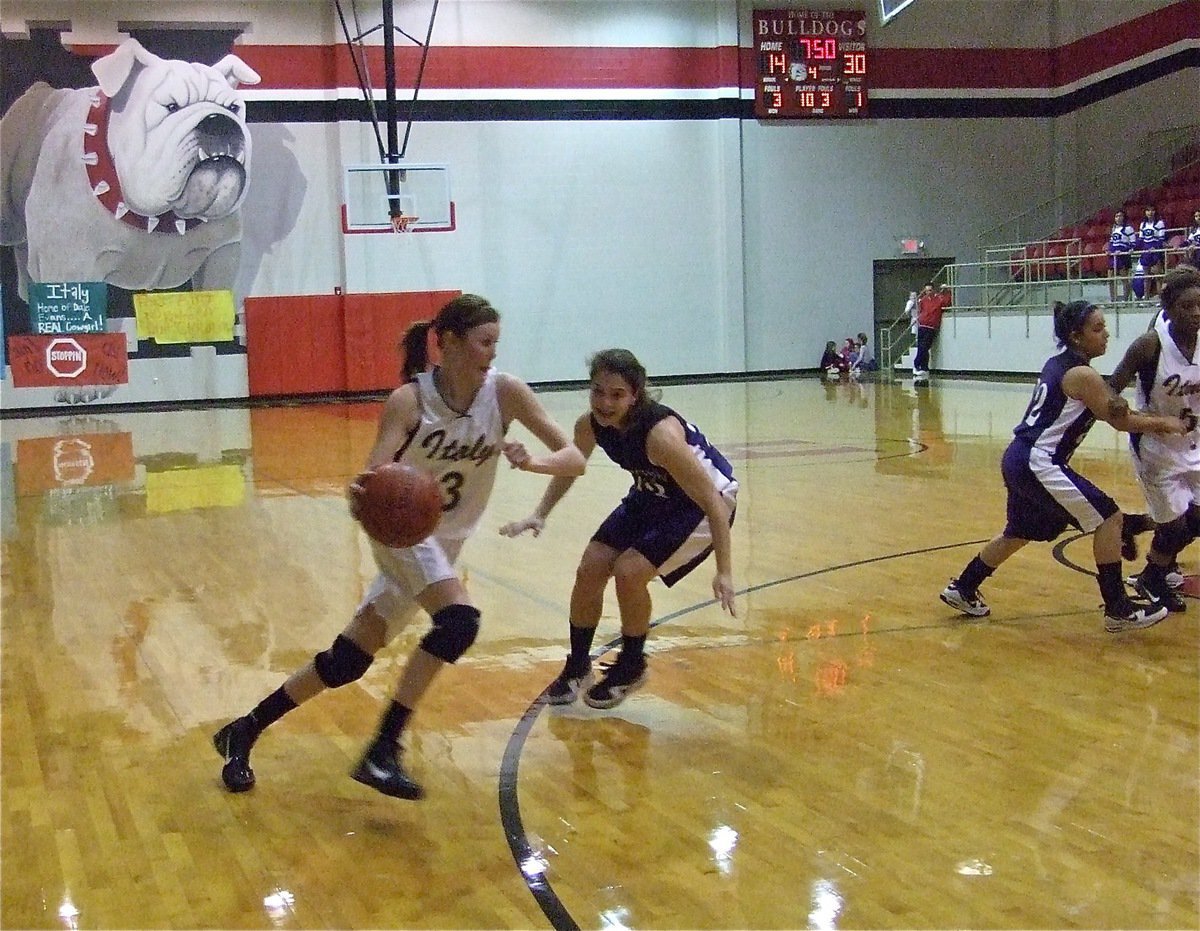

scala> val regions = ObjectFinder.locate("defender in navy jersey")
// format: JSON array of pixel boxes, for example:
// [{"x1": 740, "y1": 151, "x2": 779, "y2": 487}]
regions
[
  {"x1": 1107, "y1": 264, "x2": 1200, "y2": 611},
  {"x1": 213, "y1": 296, "x2": 584, "y2": 800},
  {"x1": 940, "y1": 300, "x2": 1186, "y2": 633},
  {"x1": 502, "y1": 348, "x2": 737, "y2": 709}
]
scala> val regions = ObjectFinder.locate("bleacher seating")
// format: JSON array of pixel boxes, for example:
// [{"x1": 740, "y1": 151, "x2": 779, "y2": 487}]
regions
[{"x1": 1012, "y1": 159, "x2": 1200, "y2": 283}]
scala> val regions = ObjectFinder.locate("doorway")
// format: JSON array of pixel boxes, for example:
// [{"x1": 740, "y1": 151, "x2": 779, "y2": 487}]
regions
[{"x1": 872, "y1": 256, "x2": 953, "y2": 370}]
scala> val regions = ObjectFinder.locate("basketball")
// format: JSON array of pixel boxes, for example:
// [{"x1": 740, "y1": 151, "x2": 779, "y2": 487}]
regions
[{"x1": 355, "y1": 462, "x2": 443, "y2": 548}]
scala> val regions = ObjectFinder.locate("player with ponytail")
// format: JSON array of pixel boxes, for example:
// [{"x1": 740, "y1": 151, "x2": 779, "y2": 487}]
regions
[{"x1": 940, "y1": 299, "x2": 1187, "y2": 631}]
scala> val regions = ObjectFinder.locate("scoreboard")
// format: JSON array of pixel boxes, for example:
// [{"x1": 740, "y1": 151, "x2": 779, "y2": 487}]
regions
[{"x1": 752, "y1": 9, "x2": 868, "y2": 119}]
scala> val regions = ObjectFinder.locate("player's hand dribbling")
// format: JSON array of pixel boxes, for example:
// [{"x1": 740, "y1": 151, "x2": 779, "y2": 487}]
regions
[
  {"x1": 713, "y1": 571, "x2": 737, "y2": 617},
  {"x1": 347, "y1": 470, "x2": 372, "y2": 520},
  {"x1": 499, "y1": 515, "x2": 545, "y2": 538}
]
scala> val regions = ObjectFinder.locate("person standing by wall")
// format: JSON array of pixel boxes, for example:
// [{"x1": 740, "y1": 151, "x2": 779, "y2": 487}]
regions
[
  {"x1": 913, "y1": 282, "x2": 951, "y2": 383},
  {"x1": 1107, "y1": 209, "x2": 1136, "y2": 302},
  {"x1": 212, "y1": 294, "x2": 586, "y2": 801},
  {"x1": 1138, "y1": 205, "x2": 1167, "y2": 299}
]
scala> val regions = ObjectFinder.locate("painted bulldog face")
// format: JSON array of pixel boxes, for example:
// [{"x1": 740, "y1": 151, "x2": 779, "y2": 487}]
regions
[{"x1": 93, "y1": 38, "x2": 260, "y2": 221}]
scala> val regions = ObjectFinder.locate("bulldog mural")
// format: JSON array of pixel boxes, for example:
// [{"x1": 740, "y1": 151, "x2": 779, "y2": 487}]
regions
[{"x1": 0, "y1": 37, "x2": 260, "y2": 299}]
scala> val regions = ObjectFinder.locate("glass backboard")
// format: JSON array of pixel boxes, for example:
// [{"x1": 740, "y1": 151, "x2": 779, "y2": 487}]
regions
[{"x1": 342, "y1": 163, "x2": 455, "y2": 233}]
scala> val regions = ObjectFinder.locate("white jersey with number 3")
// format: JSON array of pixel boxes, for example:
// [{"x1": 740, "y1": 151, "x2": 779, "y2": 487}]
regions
[{"x1": 398, "y1": 368, "x2": 505, "y2": 541}]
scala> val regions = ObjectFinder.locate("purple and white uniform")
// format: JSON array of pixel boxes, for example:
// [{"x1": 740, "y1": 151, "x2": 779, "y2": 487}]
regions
[{"x1": 1000, "y1": 348, "x2": 1118, "y2": 541}]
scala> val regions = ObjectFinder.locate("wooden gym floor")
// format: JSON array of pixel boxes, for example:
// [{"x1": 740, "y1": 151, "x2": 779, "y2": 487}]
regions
[{"x1": 1, "y1": 375, "x2": 1197, "y2": 930}]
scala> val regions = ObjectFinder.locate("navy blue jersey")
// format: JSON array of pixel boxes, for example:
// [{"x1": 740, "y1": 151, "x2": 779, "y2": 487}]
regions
[
  {"x1": 591, "y1": 401, "x2": 737, "y2": 509},
  {"x1": 1011, "y1": 348, "x2": 1095, "y2": 465}
]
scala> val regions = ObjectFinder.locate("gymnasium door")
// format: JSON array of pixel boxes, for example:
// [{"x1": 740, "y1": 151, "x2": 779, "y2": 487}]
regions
[{"x1": 872, "y1": 256, "x2": 953, "y2": 364}]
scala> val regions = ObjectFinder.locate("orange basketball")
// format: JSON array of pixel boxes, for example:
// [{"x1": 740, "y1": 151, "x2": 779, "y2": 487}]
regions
[{"x1": 355, "y1": 462, "x2": 443, "y2": 548}]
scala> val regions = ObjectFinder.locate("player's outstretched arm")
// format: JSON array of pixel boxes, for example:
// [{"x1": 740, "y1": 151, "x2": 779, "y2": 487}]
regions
[
  {"x1": 1065, "y1": 365, "x2": 1187, "y2": 436},
  {"x1": 500, "y1": 412, "x2": 595, "y2": 537},
  {"x1": 497, "y1": 375, "x2": 586, "y2": 476}
]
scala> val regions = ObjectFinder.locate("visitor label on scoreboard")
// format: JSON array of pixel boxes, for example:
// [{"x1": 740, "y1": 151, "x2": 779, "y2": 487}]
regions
[{"x1": 29, "y1": 281, "x2": 107, "y2": 334}]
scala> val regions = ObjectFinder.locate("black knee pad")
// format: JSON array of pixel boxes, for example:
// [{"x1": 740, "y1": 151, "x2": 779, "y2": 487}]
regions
[
  {"x1": 314, "y1": 634, "x2": 374, "y2": 688},
  {"x1": 1152, "y1": 519, "x2": 1191, "y2": 558},
  {"x1": 419, "y1": 604, "x2": 481, "y2": 663}
]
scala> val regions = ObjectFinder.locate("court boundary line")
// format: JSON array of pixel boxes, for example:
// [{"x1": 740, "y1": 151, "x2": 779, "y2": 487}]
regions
[{"x1": 498, "y1": 536, "x2": 990, "y2": 931}]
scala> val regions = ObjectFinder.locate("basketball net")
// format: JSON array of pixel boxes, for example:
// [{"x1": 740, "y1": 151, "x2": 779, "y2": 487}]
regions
[{"x1": 390, "y1": 214, "x2": 418, "y2": 234}]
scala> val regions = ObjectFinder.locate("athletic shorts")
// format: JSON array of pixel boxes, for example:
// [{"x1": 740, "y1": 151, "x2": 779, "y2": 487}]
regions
[
  {"x1": 1130, "y1": 441, "x2": 1200, "y2": 524},
  {"x1": 359, "y1": 535, "x2": 465, "y2": 642},
  {"x1": 592, "y1": 488, "x2": 737, "y2": 587},
  {"x1": 1001, "y1": 442, "x2": 1118, "y2": 541}
]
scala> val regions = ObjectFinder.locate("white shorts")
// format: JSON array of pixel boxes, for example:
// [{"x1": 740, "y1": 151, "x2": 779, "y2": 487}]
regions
[
  {"x1": 1131, "y1": 452, "x2": 1200, "y2": 524},
  {"x1": 359, "y1": 535, "x2": 465, "y2": 642}
]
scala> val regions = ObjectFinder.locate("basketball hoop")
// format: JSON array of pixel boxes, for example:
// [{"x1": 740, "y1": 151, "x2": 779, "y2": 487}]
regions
[{"x1": 390, "y1": 214, "x2": 418, "y2": 233}]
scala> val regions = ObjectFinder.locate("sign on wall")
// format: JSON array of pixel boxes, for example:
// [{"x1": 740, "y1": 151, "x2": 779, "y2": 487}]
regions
[
  {"x1": 6, "y1": 333, "x2": 129, "y2": 387},
  {"x1": 134, "y1": 290, "x2": 236, "y2": 344},
  {"x1": 28, "y1": 281, "x2": 108, "y2": 334}
]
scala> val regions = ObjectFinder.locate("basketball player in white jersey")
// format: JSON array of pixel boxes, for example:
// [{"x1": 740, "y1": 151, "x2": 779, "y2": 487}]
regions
[
  {"x1": 1108, "y1": 264, "x2": 1200, "y2": 610},
  {"x1": 213, "y1": 295, "x2": 585, "y2": 800}
]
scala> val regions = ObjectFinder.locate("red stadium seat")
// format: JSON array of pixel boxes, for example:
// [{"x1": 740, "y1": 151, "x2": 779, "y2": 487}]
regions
[
  {"x1": 1044, "y1": 243, "x2": 1067, "y2": 279},
  {"x1": 1166, "y1": 233, "x2": 1186, "y2": 268}
]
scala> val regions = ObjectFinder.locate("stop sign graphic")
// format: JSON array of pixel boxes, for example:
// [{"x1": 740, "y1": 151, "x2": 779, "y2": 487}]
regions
[{"x1": 45, "y1": 337, "x2": 87, "y2": 378}]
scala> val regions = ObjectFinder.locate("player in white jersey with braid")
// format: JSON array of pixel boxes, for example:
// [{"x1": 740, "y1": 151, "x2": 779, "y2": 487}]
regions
[
  {"x1": 213, "y1": 295, "x2": 585, "y2": 800},
  {"x1": 1108, "y1": 264, "x2": 1200, "y2": 611}
]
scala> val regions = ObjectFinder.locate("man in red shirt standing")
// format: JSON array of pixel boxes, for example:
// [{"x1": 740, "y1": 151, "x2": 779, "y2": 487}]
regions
[{"x1": 913, "y1": 282, "x2": 951, "y2": 384}]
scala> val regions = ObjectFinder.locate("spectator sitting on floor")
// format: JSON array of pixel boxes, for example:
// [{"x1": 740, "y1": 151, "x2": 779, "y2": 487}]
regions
[
  {"x1": 820, "y1": 340, "x2": 846, "y2": 379},
  {"x1": 852, "y1": 332, "x2": 877, "y2": 373}
]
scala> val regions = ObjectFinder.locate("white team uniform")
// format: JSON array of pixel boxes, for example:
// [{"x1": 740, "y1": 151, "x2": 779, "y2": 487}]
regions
[
  {"x1": 1130, "y1": 314, "x2": 1200, "y2": 523},
  {"x1": 359, "y1": 368, "x2": 505, "y2": 638}
]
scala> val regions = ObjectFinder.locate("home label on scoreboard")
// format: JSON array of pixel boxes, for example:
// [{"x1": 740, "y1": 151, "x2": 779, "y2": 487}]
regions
[{"x1": 753, "y1": 9, "x2": 868, "y2": 119}]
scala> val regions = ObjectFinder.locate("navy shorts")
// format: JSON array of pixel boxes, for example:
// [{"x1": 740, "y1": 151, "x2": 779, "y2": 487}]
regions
[
  {"x1": 1000, "y1": 442, "x2": 1118, "y2": 541},
  {"x1": 593, "y1": 492, "x2": 732, "y2": 587}
]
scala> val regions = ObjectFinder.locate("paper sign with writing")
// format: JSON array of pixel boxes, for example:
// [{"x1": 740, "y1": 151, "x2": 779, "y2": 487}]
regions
[
  {"x1": 134, "y1": 290, "x2": 235, "y2": 343},
  {"x1": 7, "y1": 333, "x2": 129, "y2": 387},
  {"x1": 29, "y1": 281, "x2": 108, "y2": 334}
]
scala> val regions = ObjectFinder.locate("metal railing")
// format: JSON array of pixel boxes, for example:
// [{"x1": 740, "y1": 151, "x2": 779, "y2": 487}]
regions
[
  {"x1": 943, "y1": 239, "x2": 1195, "y2": 334},
  {"x1": 881, "y1": 239, "x2": 1195, "y2": 376},
  {"x1": 978, "y1": 125, "x2": 1198, "y2": 251},
  {"x1": 878, "y1": 313, "x2": 916, "y2": 379}
]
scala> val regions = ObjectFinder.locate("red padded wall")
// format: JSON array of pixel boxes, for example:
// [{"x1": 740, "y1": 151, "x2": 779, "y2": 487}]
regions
[
  {"x1": 343, "y1": 291, "x2": 460, "y2": 391},
  {"x1": 245, "y1": 294, "x2": 346, "y2": 396}
]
